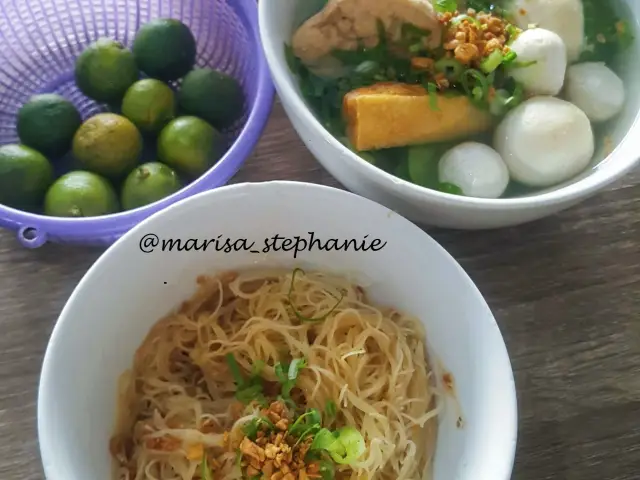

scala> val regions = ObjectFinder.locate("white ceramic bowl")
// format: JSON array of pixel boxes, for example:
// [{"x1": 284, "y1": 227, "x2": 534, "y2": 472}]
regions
[
  {"x1": 259, "y1": 1, "x2": 640, "y2": 229},
  {"x1": 37, "y1": 181, "x2": 517, "y2": 480}
]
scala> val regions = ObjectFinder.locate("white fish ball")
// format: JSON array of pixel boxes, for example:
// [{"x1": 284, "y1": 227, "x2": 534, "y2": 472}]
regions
[
  {"x1": 438, "y1": 142, "x2": 510, "y2": 199},
  {"x1": 508, "y1": 28, "x2": 567, "y2": 96},
  {"x1": 493, "y1": 97, "x2": 595, "y2": 188},
  {"x1": 509, "y1": 0, "x2": 585, "y2": 62},
  {"x1": 565, "y1": 62, "x2": 626, "y2": 123}
]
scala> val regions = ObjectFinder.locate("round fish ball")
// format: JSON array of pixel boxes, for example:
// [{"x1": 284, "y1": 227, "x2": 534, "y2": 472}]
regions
[
  {"x1": 508, "y1": 28, "x2": 567, "y2": 96},
  {"x1": 438, "y1": 142, "x2": 510, "y2": 199},
  {"x1": 509, "y1": 0, "x2": 585, "y2": 62},
  {"x1": 565, "y1": 62, "x2": 625, "y2": 123},
  {"x1": 493, "y1": 97, "x2": 595, "y2": 188}
]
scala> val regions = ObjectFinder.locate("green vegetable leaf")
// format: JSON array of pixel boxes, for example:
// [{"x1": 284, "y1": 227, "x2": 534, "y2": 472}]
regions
[
  {"x1": 289, "y1": 410, "x2": 316, "y2": 435},
  {"x1": 288, "y1": 358, "x2": 307, "y2": 381},
  {"x1": 288, "y1": 269, "x2": 344, "y2": 322},
  {"x1": 325, "y1": 400, "x2": 337, "y2": 422},
  {"x1": 330, "y1": 426, "x2": 366, "y2": 464},
  {"x1": 275, "y1": 362, "x2": 289, "y2": 384},
  {"x1": 242, "y1": 416, "x2": 275, "y2": 439},
  {"x1": 435, "y1": 0, "x2": 457, "y2": 13},
  {"x1": 310, "y1": 428, "x2": 336, "y2": 451},
  {"x1": 310, "y1": 426, "x2": 365, "y2": 465},
  {"x1": 201, "y1": 454, "x2": 213, "y2": 480},
  {"x1": 226, "y1": 354, "x2": 267, "y2": 405},
  {"x1": 226, "y1": 354, "x2": 245, "y2": 386},
  {"x1": 318, "y1": 459, "x2": 336, "y2": 480}
]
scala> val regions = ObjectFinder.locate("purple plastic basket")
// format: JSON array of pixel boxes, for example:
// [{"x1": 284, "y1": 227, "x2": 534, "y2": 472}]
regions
[{"x1": 0, "y1": 0, "x2": 274, "y2": 248}]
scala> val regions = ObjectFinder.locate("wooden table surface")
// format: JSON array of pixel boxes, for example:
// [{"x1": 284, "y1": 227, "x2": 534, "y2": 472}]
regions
[{"x1": 1, "y1": 100, "x2": 639, "y2": 479}]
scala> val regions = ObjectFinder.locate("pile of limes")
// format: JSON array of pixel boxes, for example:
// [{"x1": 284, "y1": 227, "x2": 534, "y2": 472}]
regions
[{"x1": 0, "y1": 18, "x2": 245, "y2": 217}]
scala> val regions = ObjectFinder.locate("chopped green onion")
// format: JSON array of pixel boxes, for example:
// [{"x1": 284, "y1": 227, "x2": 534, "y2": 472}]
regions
[
  {"x1": 511, "y1": 60, "x2": 538, "y2": 68},
  {"x1": 409, "y1": 43, "x2": 423, "y2": 53},
  {"x1": 201, "y1": 454, "x2": 213, "y2": 480},
  {"x1": 461, "y1": 69, "x2": 490, "y2": 106},
  {"x1": 480, "y1": 50, "x2": 504, "y2": 74},
  {"x1": 438, "y1": 183, "x2": 463, "y2": 195},
  {"x1": 354, "y1": 60, "x2": 379, "y2": 75},
  {"x1": 288, "y1": 269, "x2": 344, "y2": 322},
  {"x1": 451, "y1": 14, "x2": 482, "y2": 27},
  {"x1": 434, "y1": 0, "x2": 457, "y2": 13},
  {"x1": 489, "y1": 89, "x2": 511, "y2": 116},
  {"x1": 502, "y1": 51, "x2": 517, "y2": 65},
  {"x1": 506, "y1": 82, "x2": 524, "y2": 109},
  {"x1": 506, "y1": 24, "x2": 521, "y2": 42},
  {"x1": 434, "y1": 58, "x2": 464, "y2": 81},
  {"x1": 426, "y1": 82, "x2": 439, "y2": 111}
]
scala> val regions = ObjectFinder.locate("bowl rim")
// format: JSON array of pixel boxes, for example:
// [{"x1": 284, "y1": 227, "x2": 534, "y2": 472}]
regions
[
  {"x1": 258, "y1": 1, "x2": 640, "y2": 212},
  {"x1": 37, "y1": 180, "x2": 518, "y2": 480},
  {"x1": 0, "y1": 0, "x2": 275, "y2": 248}
]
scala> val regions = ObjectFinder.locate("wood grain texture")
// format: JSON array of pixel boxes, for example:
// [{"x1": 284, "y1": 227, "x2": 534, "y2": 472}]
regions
[{"x1": 0, "y1": 100, "x2": 639, "y2": 479}]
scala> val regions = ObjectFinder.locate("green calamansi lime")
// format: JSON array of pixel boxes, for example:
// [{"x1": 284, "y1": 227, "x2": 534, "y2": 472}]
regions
[
  {"x1": 132, "y1": 18, "x2": 197, "y2": 81},
  {"x1": 17, "y1": 94, "x2": 82, "y2": 157},
  {"x1": 157, "y1": 116, "x2": 226, "y2": 179},
  {"x1": 0, "y1": 144, "x2": 54, "y2": 210},
  {"x1": 121, "y1": 79, "x2": 176, "y2": 134},
  {"x1": 178, "y1": 68, "x2": 245, "y2": 129},
  {"x1": 72, "y1": 113, "x2": 143, "y2": 179},
  {"x1": 121, "y1": 162, "x2": 183, "y2": 210},
  {"x1": 75, "y1": 38, "x2": 139, "y2": 104},
  {"x1": 44, "y1": 171, "x2": 119, "y2": 217}
]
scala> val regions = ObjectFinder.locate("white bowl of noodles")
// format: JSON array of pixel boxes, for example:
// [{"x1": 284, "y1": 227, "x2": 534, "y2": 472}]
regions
[
  {"x1": 259, "y1": 0, "x2": 640, "y2": 229},
  {"x1": 37, "y1": 181, "x2": 517, "y2": 480}
]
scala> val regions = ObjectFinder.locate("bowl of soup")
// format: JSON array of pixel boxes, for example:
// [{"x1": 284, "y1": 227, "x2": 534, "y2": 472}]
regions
[
  {"x1": 259, "y1": 0, "x2": 640, "y2": 229},
  {"x1": 37, "y1": 181, "x2": 517, "y2": 480}
]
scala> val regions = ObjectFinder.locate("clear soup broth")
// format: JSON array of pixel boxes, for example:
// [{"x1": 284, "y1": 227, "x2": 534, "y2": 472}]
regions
[{"x1": 286, "y1": 0, "x2": 636, "y2": 199}]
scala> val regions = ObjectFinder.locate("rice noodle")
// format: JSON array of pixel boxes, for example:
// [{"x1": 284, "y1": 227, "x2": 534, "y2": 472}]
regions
[{"x1": 109, "y1": 269, "x2": 440, "y2": 480}]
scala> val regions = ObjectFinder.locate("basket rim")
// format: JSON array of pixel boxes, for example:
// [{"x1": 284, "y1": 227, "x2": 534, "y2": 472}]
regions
[{"x1": 0, "y1": 0, "x2": 275, "y2": 248}]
